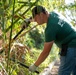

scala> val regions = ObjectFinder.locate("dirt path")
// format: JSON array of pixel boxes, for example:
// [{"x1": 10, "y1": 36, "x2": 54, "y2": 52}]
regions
[
  {"x1": 50, "y1": 60, "x2": 60, "y2": 75},
  {"x1": 39, "y1": 59, "x2": 60, "y2": 75}
]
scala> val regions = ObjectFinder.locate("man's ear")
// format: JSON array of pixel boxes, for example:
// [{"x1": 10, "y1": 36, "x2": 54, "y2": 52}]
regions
[
  {"x1": 40, "y1": 12, "x2": 44, "y2": 15},
  {"x1": 39, "y1": 12, "x2": 44, "y2": 18}
]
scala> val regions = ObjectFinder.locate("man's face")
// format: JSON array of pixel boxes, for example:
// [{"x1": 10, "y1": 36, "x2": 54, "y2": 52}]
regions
[{"x1": 34, "y1": 13, "x2": 44, "y2": 25}]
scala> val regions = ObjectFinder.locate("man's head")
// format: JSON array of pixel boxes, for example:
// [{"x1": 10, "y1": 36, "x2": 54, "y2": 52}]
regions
[
  {"x1": 32, "y1": 5, "x2": 46, "y2": 18},
  {"x1": 32, "y1": 5, "x2": 49, "y2": 25}
]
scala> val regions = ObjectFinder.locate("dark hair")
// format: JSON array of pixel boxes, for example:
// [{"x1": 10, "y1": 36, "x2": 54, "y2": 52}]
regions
[{"x1": 32, "y1": 5, "x2": 46, "y2": 18}]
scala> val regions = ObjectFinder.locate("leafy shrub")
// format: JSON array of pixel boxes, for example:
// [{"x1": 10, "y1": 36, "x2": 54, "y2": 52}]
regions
[{"x1": 29, "y1": 28, "x2": 44, "y2": 49}]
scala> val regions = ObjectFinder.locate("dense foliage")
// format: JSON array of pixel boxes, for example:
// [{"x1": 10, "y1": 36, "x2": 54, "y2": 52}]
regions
[{"x1": 0, "y1": 0, "x2": 76, "y2": 75}]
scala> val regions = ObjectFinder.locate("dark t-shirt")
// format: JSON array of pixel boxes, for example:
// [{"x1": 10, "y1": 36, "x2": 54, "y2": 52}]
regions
[{"x1": 45, "y1": 11, "x2": 76, "y2": 48}]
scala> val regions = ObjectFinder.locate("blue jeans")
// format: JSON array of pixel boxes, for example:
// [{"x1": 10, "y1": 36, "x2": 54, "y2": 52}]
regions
[{"x1": 58, "y1": 47, "x2": 76, "y2": 75}]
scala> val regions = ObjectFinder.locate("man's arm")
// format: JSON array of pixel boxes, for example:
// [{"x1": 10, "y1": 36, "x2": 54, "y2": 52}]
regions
[
  {"x1": 29, "y1": 41, "x2": 54, "y2": 72},
  {"x1": 34, "y1": 41, "x2": 54, "y2": 66}
]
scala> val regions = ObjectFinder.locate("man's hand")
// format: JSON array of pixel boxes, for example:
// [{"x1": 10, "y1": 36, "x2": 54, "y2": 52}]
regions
[
  {"x1": 22, "y1": 19, "x2": 30, "y2": 28},
  {"x1": 29, "y1": 64, "x2": 37, "y2": 72},
  {"x1": 22, "y1": 17, "x2": 32, "y2": 28}
]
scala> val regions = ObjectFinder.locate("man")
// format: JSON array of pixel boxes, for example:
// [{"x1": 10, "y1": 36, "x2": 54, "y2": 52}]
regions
[{"x1": 29, "y1": 5, "x2": 76, "y2": 75}]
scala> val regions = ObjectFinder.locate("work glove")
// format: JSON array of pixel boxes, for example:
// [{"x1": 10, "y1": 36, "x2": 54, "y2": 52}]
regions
[
  {"x1": 29, "y1": 64, "x2": 37, "y2": 72},
  {"x1": 22, "y1": 17, "x2": 32, "y2": 28}
]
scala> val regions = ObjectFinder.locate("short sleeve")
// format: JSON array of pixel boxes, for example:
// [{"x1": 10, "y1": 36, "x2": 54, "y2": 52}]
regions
[{"x1": 45, "y1": 27, "x2": 56, "y2": 42}]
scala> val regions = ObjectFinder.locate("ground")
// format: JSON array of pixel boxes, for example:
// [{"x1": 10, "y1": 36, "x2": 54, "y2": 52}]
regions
[{"x1": 39, "y1": 59, "x2": 60, "y2": 75}]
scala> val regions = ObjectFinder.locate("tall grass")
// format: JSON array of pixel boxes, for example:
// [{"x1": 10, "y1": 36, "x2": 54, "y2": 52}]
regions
[{"x1": 6, "y1": 0, "x2": 15, "y2": 75}]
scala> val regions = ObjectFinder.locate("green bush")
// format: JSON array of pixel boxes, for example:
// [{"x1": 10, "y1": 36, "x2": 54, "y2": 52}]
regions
[{"x1": 29, "y1": 28, "x2": 44, "y2": 49}]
